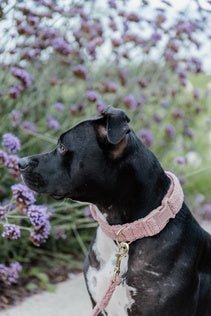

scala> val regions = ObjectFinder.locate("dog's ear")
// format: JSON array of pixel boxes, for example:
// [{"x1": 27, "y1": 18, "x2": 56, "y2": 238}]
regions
[
  {"x1": 103, "y1": 106, "x2": 131, "y2": 145},
  {"x1": 94, "y1": 106, "x2": 131, "y2": 159}
]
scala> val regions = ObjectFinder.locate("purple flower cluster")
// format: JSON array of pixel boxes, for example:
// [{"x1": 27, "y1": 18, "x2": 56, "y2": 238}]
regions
[
  {"x1": 84, "y1": 206, "x2": 94, "y2": 222},
  {"x1": 11, "y1": 184, "x2": 36, "y2": 214},
  {"x1": 11, "y1": 67, "x2": 32, "y2": 88},
  {"x1": 22, "y1": 121, "x2": 38, "y2": 134},
  {"x1": 2, "y1": 133, "x2": 21, "y2": 153},
  {"x1": 0, "y1": 149, "x2": 8, "y2": 164},
  {"x1": 0, "y1": 262, "x2": 22, "y2": 285},
  {"x1": 165, "y1": 124, "x2": 176, "y2": 140},
  {"x1": 9, "y1": 83, "x2": 23, "y2": 99},
  {"x1": 102, "y1": 80, "x2": 118, "y2": 93},
  {"x1": 55, "y1": 102, "x2": 64, "y2": 111},
  {"x1": 174, "y1": 157, "x2": 187, "y2": 165},
  {"x1": 5, "y1": 154, "x2": 20, "y2": 180},
  {"x1": 0, "y1": 149, "x2": 20, "y2": 180},
  {"x1": 138, "y1": 129, "x2": 154, "y2": 148},
  {"x1": 47, "y1": 115, "x2": 60, "y2": 129},
  {"x1": 86, "y1": 90, "x2": 98, "y2": 102},
  {"x1": 10, "y1": 110, "x2": 22, "y2": 127},
  {"x1": 2, "y1": 224, "x2": 21, "y2": 240},
  {"x1": 52, "y1": 38, "x2": 72, "y2": 55},
  {"x1": 28, "y1": 205, "x2": 50, "y2": 229},
  {"x1": 123, "y1": 94, "x2": 137, "y2": 109},
  {"x1": 72, "y1": 64, "x2": 88, "y2": 80},
  {"x1": 28, "y1": 205, "x2": 51, "y2": 246}
]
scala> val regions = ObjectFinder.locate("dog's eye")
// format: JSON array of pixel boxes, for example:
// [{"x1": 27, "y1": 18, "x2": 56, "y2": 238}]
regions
[{"x1": 59, "y1": 144, "x2": 66, "y2": 153}]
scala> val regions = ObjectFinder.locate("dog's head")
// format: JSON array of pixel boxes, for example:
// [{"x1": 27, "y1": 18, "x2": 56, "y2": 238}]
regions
[{"x1": 19, "y1": 106, "x2": 132, "y2": 203}]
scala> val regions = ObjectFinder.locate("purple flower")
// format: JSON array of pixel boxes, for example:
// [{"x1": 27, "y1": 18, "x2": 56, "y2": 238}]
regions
[
  {"x1": 138, "y1": 129, "x2": 154, "y2": 147},
  {"x1": 138, "y1": 78, "x2": 148, "y2": 88},
  {"x1": 11, "y1": 183, "x2": 36, "y2": 207},
  {"x1": 17, "y1": 23, "x2": 34, "y2": 36},
  {"x1": 190, "y1": 57, "x2": 202, "y2": 73},
  {"x1": 47, "y1": 115, "x2": 60, "y2": 129},
  {"x1": 161, "y1": 101, "x2": 169, "y2": 109},
  {"x1": 22, "y1": 121, "x2": 37, "y2": 134},
  {"x1": 108, "y1": 0, "x2": 117, "y2": 9},
  {"x1": 118, "y1": 69, "x2": 128, "y2": 86},
  {"x1": 103, "y1": 81, "x2": 118, "y2": 93},
  {"x1": 70, "y1": 105, "x2": 78, "y2": 115},
  {"x1": 193, "y1": 89, "x2": 200, "y2": 99},
  {"x1": 167, "y1": 39, "x2": 179, "y2": 52},
  {"x1": 30, "y1": 221, "x2": 51, "y2": 247},
  {"x1": 172, "y1": 109, "x2": 185, "y2": 119},
  {"x1": 2, "y1": 133, "x2": 21, "y2": 153},
  {"x1": 155, "y1": 13, "x2": 166, "y2": 25},
  {"x1": 0, "y1": 90, "x2": 3, "y2": 97},
  {"x1": 84, "y1": 206, "x2": 94, "y2": 222},
  {"x1": 28, "y1": 205, "x2": 51, "y2": 230},
  {"x1": 9, "y1": 84, "x2": 23, "y2": 99},
  {"x1": 10, "y1": 110, "x2": 22, "y2": 127},
  {"x1": 174, "y1": 157, "x2": 187, "y2": 165},
  {"x1": 97, "y1": 101, "x2": 107, "y2": 113},
  {"x1": 4, "y1": 154, "x2": 20, "y2": 180},
  {"x1": 55, "y1": 102, "x2": 64, "y2": 111},
  {"x1": 0, "y1": 205, "x2": 7, "y2": 219},
  {"x1": 0, "y1": 262, "x2": 22, "y2": 285},
  {"x1": 151, "y1": 32, "x2": 162, "y2": 42},
  {"x1": 185, "y1": 128, "x2": 194, "y2": 139},
  {"x1": 123, "y1": 94, "x2": 137, "y2": 109},
  {"x1": 20, "y1": 48, "x2": 41, "y2": 61},
  {"x1": 126, "y1": 12, "x2": 141, "y2": 22},
  {"x1": 11, "y1": 67, "x2": 32, "y2": 88},
  {"x1": 171, "y1": 86, "x2": 178, "y2": 96},
  {"x1": 28, "y1": 205, "x2": 51, "y2": 246},
  {"x1": 0, "y1": 149, "x2": 8, "y2": 164},
  {"x1": 153, "y1": 113, "x2": 163, "y2": 123},
  {"x1": 52, "y1": 38, "x2": 72, "y2": 55},
  {"x1": 2, "y1": 224, "x2": 21, "y2": 240},
  {"x1": 38, "y1": 27, "x2": 58, "y2": 40},
  {"x1": 72, "y1": 64, "x2": 88, "y2": 80},
  {"x1": 111, "y1": 38, "x2": 122, "y2": 47},
  {"x1": 165, "y1": 124, "x2": 176, "y2": 140},
  {"x1": 86, "y1": 90, "x2": 98, "y2": 102}
]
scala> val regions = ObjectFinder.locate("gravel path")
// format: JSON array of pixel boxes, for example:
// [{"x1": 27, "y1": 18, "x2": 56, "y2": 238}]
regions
[{"x1": 0, "y1": 221, "x2": 210, "y2": 316}]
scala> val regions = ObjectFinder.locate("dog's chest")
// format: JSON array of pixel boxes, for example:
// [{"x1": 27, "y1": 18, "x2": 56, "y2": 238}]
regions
[{"x1": 86, "y1": 227, "x2": 136, "y2": 315}]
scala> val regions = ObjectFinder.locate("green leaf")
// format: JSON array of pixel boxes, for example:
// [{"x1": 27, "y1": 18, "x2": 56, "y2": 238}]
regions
[
  {"x1": 46, "y1": 283, "x2": 57, "y2": 292},
  {"x1": 25, "y1": 282, "x2": 39, "y2": 291}
]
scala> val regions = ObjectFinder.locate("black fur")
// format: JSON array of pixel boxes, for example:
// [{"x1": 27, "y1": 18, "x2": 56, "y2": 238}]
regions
[{"x1": 19, "y1": 106, "x2": 211, "y2": 315}]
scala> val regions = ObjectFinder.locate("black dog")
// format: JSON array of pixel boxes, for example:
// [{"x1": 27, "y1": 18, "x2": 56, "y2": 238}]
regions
[{"x1": 19, "y1": 106, "x2": 211, "y2": 315}]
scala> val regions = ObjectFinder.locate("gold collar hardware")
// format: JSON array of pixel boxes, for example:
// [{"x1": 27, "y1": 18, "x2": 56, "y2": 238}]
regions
[{"x1": 113, "y1": 226, "x2": 131, "y2": 282}]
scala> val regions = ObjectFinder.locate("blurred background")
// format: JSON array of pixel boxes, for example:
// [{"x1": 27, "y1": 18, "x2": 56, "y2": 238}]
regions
[{"x1": 0, "y1": 0, "x2": 210, "y2": 310}]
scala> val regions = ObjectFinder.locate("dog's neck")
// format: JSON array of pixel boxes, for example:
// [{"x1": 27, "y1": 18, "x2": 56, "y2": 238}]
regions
[{"x1": 95, "y1": 135, "x2": 171, "y2": 225}]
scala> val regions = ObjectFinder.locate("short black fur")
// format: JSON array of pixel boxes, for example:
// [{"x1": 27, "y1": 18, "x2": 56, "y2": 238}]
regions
[{"x1": 19, "y1": 106, "x2": 211, "y2": 315}]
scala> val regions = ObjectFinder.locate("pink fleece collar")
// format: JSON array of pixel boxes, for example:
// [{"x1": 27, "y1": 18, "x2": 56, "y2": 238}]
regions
[{"x1": 89, "y1": 171, "x2": 184, "y2": 242}]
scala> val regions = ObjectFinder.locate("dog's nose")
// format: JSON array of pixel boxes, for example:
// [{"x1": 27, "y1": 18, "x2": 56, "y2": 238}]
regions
[{"x1": 18, "y1": 157, "x2": 29, "y2": 171}]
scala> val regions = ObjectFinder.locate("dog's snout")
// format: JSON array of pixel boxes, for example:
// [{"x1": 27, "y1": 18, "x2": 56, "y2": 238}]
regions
[{"x1": 18, "y1": 157, "x2": 30, "y2": 171}]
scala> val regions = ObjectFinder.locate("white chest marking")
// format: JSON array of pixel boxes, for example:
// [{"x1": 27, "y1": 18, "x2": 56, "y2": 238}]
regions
[{"x1": 87, "y1": 227, "x2": 136, "y2": 316}]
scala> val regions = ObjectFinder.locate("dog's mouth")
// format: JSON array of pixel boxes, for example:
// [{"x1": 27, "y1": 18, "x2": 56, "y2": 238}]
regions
[{"x1": 50, "y1": 193, "x2": 65, "y2": 200}]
